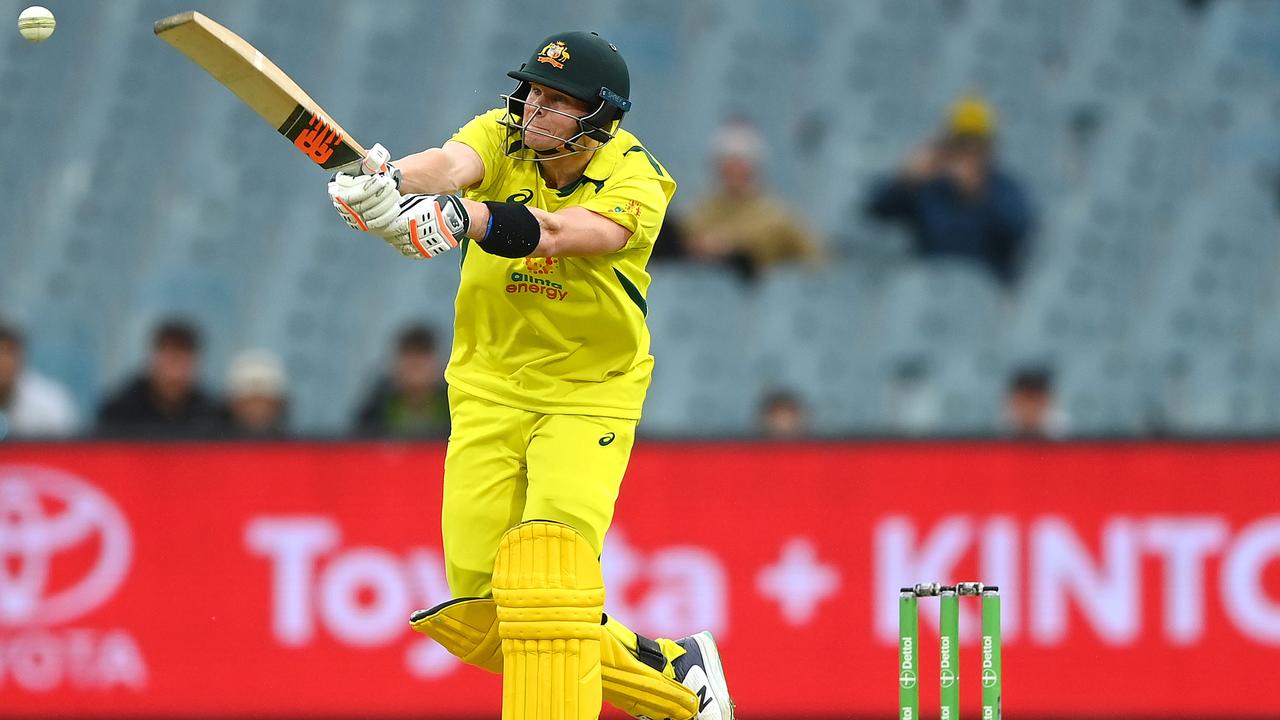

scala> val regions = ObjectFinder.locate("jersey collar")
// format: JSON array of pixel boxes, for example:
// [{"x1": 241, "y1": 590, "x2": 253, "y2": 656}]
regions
[
  {"x1": 580, "y1": 138, "x2": 623, "y2": 184},
  {"x1": 543, "y1": 140, "x2": 621, "y2": 197}
]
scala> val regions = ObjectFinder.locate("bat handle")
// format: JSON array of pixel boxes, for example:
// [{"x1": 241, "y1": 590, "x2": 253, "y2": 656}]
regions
[{"x1": 361, "y1": 143, "x2": 391, "y2": 175}]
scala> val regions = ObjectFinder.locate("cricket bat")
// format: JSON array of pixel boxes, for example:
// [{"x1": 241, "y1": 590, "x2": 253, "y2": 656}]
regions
[{"x1": 154, "y1": 11, "x2": 384, "y2": 172}]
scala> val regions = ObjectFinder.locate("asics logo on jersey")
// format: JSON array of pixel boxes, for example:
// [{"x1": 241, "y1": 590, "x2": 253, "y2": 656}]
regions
[
  {"x1": 598, "y1": 432, "x2": 616, "y2": 446},
  {"x1": 506, "y1": 189, "x2": 533, "y2": 204}
]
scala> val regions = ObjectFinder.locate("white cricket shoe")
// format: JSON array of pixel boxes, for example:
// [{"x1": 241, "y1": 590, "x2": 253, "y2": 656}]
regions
[{"x1": 672, "y1": 631, "x2": 735, "y2": 720}]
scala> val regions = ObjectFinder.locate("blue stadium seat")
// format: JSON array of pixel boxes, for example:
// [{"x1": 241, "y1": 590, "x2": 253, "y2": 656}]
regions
[
  {"x1": 745, "y1": 264, "x2": 880, "y2": 434},
  {"x1": 1056, "y1": 347, "x2": 1151, "y2": 436},
  {"x1": 876, "y1": 260, "x2": 1006, "y2": 366},
  {"x1": 642, "y1": 263, "x2": 755, "y2": 436},
  {"x1": 1153, "y1": 347, "x2": 1280, "y2": 435}
]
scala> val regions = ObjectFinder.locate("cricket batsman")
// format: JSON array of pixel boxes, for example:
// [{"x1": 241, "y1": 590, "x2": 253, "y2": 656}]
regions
[{"x1": 326, "y1": 31, "x2": 734, "y2": 720}]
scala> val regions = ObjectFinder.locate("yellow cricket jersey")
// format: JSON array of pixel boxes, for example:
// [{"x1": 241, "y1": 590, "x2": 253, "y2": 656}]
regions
[{"x1": 444, "y1": 109, "x2": 677, "y2": 419}]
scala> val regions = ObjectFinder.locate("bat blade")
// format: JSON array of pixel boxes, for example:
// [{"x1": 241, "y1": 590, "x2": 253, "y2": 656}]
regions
[{"x1": 154, "y1": 11, "x2": 366, "y2": 170}]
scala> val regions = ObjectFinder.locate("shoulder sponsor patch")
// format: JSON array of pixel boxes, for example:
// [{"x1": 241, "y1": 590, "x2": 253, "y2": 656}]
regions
[{"x1": 611, "y1": 199, "x2": 643, "y2": 217}]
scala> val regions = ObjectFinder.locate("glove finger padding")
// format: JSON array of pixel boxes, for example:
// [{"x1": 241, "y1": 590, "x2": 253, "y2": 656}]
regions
[
  {"x1": 340, "y1": 190, "x2": 399, "y2": 228},
  {"x1": 329, "y1": 172, "x2": 401, "y2": 232},
  {"x1": 360, "y1": 187, "x2": 406, "y2": 232},
  {"x1": 329, "y1": 173, "x2": 398, "y2": 212}
]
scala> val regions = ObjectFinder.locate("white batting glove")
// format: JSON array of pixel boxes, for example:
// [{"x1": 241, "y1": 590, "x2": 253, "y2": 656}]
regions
[
  {"x1": 327, "y1": 142, "x2": 404, "y2": 232},
  {"x1": 378, "y1": 194, "x2": 471, "y2": 259},
  {"x1": 328, "y1": 171, "x2": 401, "y2": 232}
]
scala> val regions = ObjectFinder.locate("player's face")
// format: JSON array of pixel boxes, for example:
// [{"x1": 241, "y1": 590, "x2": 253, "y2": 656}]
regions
[{"x1": 523, "y1": 83, "x2": 592, "y2": 151}]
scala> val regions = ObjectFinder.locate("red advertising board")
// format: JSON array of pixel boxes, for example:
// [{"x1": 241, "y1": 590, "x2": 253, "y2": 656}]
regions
[{"x1": 1, "y1": 442, "x2": 1278, "y2": 717}]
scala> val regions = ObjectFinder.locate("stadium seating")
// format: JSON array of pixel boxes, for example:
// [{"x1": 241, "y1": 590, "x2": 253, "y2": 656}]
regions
[{"x1": 1, "y1": 0, "x2": 1277, "y2": 436}]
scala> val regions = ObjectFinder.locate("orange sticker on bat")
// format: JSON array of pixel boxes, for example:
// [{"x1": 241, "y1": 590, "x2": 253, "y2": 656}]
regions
[{"x1": 294, "y1": 115, "x2": 341, "y2": 165}]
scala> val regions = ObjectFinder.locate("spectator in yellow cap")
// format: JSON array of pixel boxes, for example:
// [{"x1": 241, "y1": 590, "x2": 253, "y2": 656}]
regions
[
  {"x1": 864, "y1": 95, "x2": 1035, "y2": 286},
  {"x1": 948, "y1": 95, "x2": 996, "y2": 136}
]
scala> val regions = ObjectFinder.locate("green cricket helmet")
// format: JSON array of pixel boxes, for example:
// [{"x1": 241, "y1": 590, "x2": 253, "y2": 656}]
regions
[{"x1": 501, "y1": 31, "x2": 632, "y2": 153}]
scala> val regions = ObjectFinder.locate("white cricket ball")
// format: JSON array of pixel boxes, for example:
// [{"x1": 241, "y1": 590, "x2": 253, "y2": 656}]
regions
[{"x1": 18, "y1": 6, "x2": 56, "y2": 43}]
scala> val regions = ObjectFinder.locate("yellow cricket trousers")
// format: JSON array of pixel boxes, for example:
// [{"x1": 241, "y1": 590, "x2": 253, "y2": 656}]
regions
[{"x1": 442, "y1": 386, "x2": 638, "y2": 597}]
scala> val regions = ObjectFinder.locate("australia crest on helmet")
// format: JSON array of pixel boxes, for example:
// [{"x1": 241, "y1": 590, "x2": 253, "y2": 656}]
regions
[{"x1": 537, "y1": 41, "x2": 571, "y2": 69}]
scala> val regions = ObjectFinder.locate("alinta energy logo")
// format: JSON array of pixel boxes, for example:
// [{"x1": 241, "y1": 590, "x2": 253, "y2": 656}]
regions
[
  {"x1": 506, "y1": 257, "x2": 569, "y2": 301},
  {"x1": 0, "y1": 465, "x2": 147, "y2": 692}
]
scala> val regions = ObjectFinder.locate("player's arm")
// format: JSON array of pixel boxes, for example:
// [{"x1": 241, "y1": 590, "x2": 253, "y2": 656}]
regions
[
  {"x1": 367, "y1": 197, "x2": 629, "y2": 261},
  {"x1": 395, "y1": 141, "x2": 485, "y2": 195},
  {"x1": 459, "y1": 203, "x2": 628, "y2": 257}
]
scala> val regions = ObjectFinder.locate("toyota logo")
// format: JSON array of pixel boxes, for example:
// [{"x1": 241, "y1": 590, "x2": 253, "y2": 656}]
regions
[{"x1": 0, "y1": 466, "x2": 132, "y2": 626}]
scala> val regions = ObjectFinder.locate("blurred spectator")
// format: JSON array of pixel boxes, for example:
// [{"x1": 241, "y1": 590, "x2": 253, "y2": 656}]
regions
[
  {"x1": 865, "y1": 96, "x2": 1035, "y2": 286},
  {"x1": 0, "y1": 322, "x2": 79, "y2": 438},
  {"x1": 97, "y1": 319, "x2": 222, "y2": 438},
  {"x1": 685, "y1": 119, "x2": 820, "y2": 282},
  {"x1": 649, "y1": 209, "x2": 691, "y2": 260},
  {"x1": 887, "y1": 359, "x2": 941, "y2": 435},
  {"x1": 356, "y1": 324, "x2": 449, "y2": 438},
  {"x1": 1003, "y1": 367, "x2": 1068, "y2": 439},
  {"x1": 221, "y1": 349, "x2": 288, "y2": 438},
  {"x1": 758, "y1": 389, "x2": 810, "y2": 439}
]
